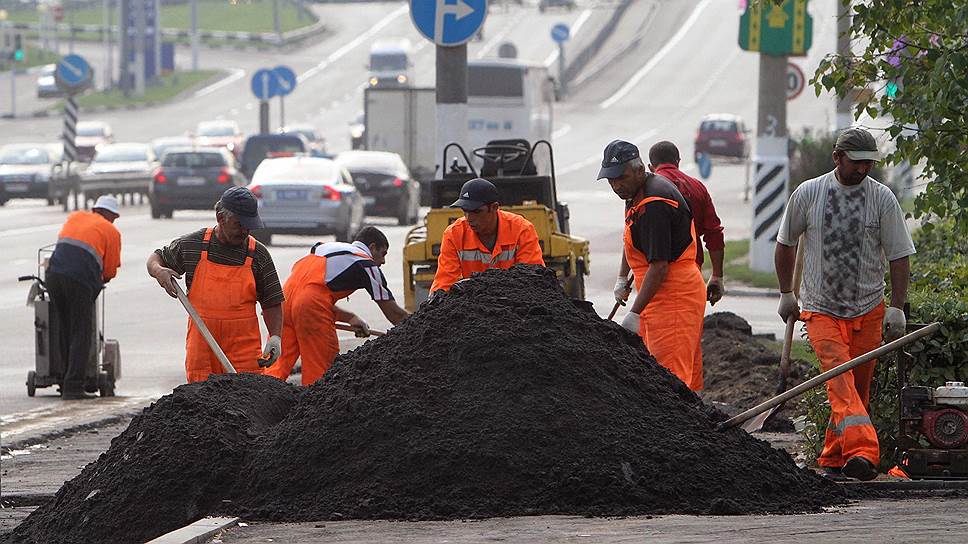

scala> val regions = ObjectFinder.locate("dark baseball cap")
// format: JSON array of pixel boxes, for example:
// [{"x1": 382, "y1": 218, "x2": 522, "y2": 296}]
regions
[
  {"x1": 219, "y1": 186, "x2": 264, "y2": 230},
  {"x1": 598, "y1": 140, "x2": 640, "y2": 179},
  {"x1": 450, "y1": 178, "x2": 499, "y2": 211},
  {"x1": 835, "y1": 128, "x2": 881, "y2": 161}
]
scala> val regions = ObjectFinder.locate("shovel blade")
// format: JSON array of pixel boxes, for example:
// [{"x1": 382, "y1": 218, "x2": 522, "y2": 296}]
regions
[{"x1": 740, "y1": 405, "x2": 781, "y2": 433}]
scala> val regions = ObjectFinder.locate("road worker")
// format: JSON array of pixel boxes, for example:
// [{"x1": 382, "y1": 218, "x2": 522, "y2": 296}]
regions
[
  {"x1": 146, "y1": 186, "x2": 284, "y2": 383},
  {"x1": 775, "y1": 127, "x2": 915, "y2": 481},
  {"x1": 429, "y1": 178, "x2": 545, "y2": 294},
  {"x1": 46, "y1": 195, "x2": 122, "y2": 400},
  {"x1": 265, "y1": 227, "x2": 409, "y2": 385},
  {"x1": 601, "y1": 140, "x2": 707, "y2": 391}
]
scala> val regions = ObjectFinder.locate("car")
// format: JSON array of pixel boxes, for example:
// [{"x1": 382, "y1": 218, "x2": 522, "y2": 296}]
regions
[
  {"x1": 538, "y1": 0, "x2": 576, "y2": 12},
  {"x1": 36, "y1": 64, "x2": 64, "y2": 99},
  {"x1": 150, "y1": 136, "x2": 195, "y2": 162},
  {"x1": 247, "y1": 156, "x2": 365, "y2": 246},
  {"x1": 336, "y1": 150, "x2": 420, "y2": 225},
  {"x1": 238, "y1": 133, "x2": 309, "y2": 181},
  {"x1": 349, "y1": 113, "x2": 366, "y2": 150},
  {"x1": 82, "y1": 143, "x2": 157, "y2": 205},
  {"x1": 694, "y1": 113, "x2": 750, "y2": 160},
  {"x1": 280, "y1": 124, "x2": 331, "y2": 157},
  {"x1": 149, "y1": 148, "x2": 242, "y2": 219},
  {"x1": 0, "y1": 143, "x2": 63, "y2": 205},
  {"x1": 194, "y1": 120, "x2": 244, "y2": 157},
  {"x1": 74, "y1": 121, "x2": 114, "y2": 162}
]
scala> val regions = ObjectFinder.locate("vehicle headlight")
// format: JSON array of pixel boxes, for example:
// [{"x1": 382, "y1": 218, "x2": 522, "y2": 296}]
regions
[
  {"x1": 369, "y1": 77, "x2": 379, "y2": 86},
  {"x1": 397, "y1": 74, "x2": 408, "y2": 84},
  {"x1": 350, "y1": 127, "x2": 364, "y2": 138}
]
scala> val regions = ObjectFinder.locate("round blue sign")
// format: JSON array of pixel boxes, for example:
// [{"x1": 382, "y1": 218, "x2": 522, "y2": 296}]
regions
[
  {"x1": 251, "y1": 69, "x2": 279, "y2": 100},
  {"x1": 410, "y1": 0, "x2": 488, "y2": 47},
  {"x1": 55, "y1": 54, "x2": 93, "y2": 92},
  {"x1": 551, "y1": 23, "x2": 570, "y2": 43},
  {"x1": 272, "y1": 66, "x2": 297, "y2": 97}
]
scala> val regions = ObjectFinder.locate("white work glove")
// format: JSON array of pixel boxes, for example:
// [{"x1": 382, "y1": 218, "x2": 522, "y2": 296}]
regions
[
  {"x1": 883, "y1": 307, "x2": 906, "y2": 342},
  {"x1": 613, "y1": 275, "x2": 632, "y2": 305},
  {"x1": 348, "y1": 315, "x2": 370, "y2": 338},
  {"x1": 777, "y1": 292, "x2": 801, "y2": 323},
  {"x1": 259, "y1": 335, "x2": 282, "y2": 367},
  {"x1": 620, "y1": 312, "x2": 640, "y2": 334},
  {"x1": 706, "y1": 276, "x2": 724, "y2": 306}
]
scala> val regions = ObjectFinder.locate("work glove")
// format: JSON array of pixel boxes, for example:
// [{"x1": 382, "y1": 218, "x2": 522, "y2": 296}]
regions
[
  {"x1": 620, "y1": 312, "x2": 640, "y2": 335},
  {"x1": 777, "y1": 292, "x2": 800, "y2": 323},
  {"x1": 883, "y1": 306, "x2": 906, "y2": 342},
  {"x1": 259, "y1": 335, "x2": 282, "y2": 367},
  {"x1": 348, "y1": 315, "x2": 370, "y2": 338},
  {"x1": 706, "y1": 276, "x2": 724, "y2": 306},
  {"x1": 613, "y1": 274, "x2": 632, "y2": 305}
]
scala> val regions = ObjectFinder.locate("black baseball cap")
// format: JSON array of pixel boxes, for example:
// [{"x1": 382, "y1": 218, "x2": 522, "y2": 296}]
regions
[
  {"x1": 598, "y1": 140, "x2": 640, "y2": 179},
  {"x1": 835, "y1": 128, "x2": 881, "y2": 161},
  {"x1": 450, "y1": 178, "x2": 499, "y2": 211},
  {"x1": 219, "y1": 186, "x2": 264, "y2": 230}
]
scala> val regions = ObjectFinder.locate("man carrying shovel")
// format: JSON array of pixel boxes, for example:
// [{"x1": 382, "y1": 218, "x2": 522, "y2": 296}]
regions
[
  {"x1": 265, "y1": 226, "x2": 409, "y2": 386},
  {"x1": 146, "y1": 186, "x2": 285, "y2": 383},
  {"x1": 775, "y1": 128, "x2": 915, "y2": 481}
]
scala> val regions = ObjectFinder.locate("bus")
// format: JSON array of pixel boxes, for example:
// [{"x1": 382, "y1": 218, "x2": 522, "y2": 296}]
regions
[{"x1": 466, "y1": 58, "x2": 555, "y2": 153}]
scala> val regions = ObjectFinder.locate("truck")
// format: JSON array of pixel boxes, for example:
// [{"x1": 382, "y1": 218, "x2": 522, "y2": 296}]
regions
[{"x1": 363, "y1": 86, "x2": 437, "y2": 200}]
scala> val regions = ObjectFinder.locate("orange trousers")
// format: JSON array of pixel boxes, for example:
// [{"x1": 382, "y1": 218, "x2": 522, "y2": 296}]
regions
[
  {"x1": 264, "y1": 283, "x2": 340, "y2": 386},
  {"x1": 803, "y1": 302, "x2": 884, "y2": 468}
]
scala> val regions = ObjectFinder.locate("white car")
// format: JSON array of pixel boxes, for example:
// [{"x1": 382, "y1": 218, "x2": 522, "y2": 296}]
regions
[{"x1": 248, "y1": 156, "x2": 365, "y2": 246}]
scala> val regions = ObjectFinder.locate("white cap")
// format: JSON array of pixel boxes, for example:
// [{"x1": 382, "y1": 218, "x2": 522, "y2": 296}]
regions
[{"x1": 92, "y1": 195, "x2": 120, "y2": 215}]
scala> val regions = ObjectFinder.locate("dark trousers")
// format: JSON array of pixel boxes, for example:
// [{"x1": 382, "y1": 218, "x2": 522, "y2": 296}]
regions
[{"x1": 45, "y1": 271, "x2": 97, "y2": 393}]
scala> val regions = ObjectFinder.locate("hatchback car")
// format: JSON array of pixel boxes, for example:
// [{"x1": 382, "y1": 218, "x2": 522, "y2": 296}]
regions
[
  {"x1": 150, "y1": 136, "x2": 195, "y2": 162},
  {"x1": 337, "y1": 150, "x2": 420, "y2": 225},
  {"x1": 248, "y1": 156, "x2": 365, "y2": 246},
  {"x1": 0, "y1": 143, "x2": 63, "y2": 205},
  {"x1": 149, "y1": 148, "x2": 242, "y2": 219},
  {"x1": 194, "y1": 120, "x2": 244, "y2": 158},
  {"x1": 694, "y1": 114, "x2": 750, "y2": 160},
  {"x1": 74, "y1": 121, "x2": 114, "y2": 162},
  {"x1": 36, "y1": 64, "x2": 63, "y2": 98},
  {"x1": 239, "y1": 133, "x2": 309, "y2": 181}
]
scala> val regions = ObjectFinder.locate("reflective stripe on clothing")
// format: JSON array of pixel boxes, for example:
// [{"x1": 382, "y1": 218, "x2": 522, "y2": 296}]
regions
[
  {"x1": 457, "y1": 248, "x2": 518, "y2": 265},
  {"x1": 47, "y1": 210, "x2": 122, "y2": 293},
  {"x1": 58, "y1": 237, "x2": 104, "y2": 270},
  {"x1": 826, "y1": 415, "x2": 874, "y2": 436}
]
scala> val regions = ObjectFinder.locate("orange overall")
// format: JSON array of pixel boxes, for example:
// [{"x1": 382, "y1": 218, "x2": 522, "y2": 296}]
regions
[
  {"x1": 264, "y1": 251, "x2": 358, "y2": 385},
  {"x1": 803, "y1": 302, "x2": 884, "y2": 468},
  {"x1": 184, "y1": 228, "x2": 263, "y2": 383},
  {"x1": 624, "y1": 196, "x2": 707, "y2": 391}
]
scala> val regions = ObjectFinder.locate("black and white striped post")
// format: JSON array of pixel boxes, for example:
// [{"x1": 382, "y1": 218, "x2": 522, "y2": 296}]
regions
[
  {"x1": 61, "y1": 96, "x2": 80, "y2": 211},
  {"x1": 750, "y1": 137, "x2": 789, "y2": 272}
]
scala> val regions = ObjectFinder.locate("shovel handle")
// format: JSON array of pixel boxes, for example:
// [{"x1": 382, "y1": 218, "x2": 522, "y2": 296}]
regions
[
  {"x1": 607, "y1": 274, "x2": 634, "y2": 321},
  {"x1": 335, "y1": 322, "x2": 386, "y2": 337},
  {"x1": 173, "y1": 280, "x2": 237, "y2": 374}
]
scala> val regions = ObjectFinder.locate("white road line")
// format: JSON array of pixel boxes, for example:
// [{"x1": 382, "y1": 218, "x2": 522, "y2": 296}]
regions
[
  {"x1": 551, "y1": 123, "x2": 572, "y2": 140},
  {"x1": 557, "y1": 128, "x2": 658, "y2": 176},
  {"x1": 297, "y1": 4, "x2": 410, "y2": 84},
  {"x1": 544, "y1": 9, "x2": 593, "y2": 67},
  {"x1": 0, "y1": 223, "x2": 61, "y2": 238},
  {"x1": 600, "y1": 0, "x2": 713, "y2": 109},
  {"x1": 477, "y1": 17, "x2": 517, "y2": 58},
  {"x1": 193, "y1": 68, "x2": 246, "y2": 98}
]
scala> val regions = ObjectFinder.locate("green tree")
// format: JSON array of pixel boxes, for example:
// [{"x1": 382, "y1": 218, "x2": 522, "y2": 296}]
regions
[{"x1": 813, "y1": 0, "x2": 968, "y2": 232}]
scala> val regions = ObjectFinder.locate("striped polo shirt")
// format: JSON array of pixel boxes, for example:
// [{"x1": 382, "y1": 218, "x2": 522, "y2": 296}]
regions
[{"x1": 310, "y1": 241, "x2": 394, "y2": 301}]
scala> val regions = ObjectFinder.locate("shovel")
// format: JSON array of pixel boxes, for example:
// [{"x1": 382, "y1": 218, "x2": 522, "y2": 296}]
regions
[
  {"x1": 777, "y1": 240, "x2": 806, "y2": 392},
  {"x1": 740, "y1": 316, "x2": 797, "y2": 432},
  {"x1": 335, "y1": 322, "x2": 386, "y2": 337},
  {"x1": 607, "y1": 273, "x2": 634, "y2": 321},
  {"x1": 172, "y1": 280, "x2": 237, "y2": 374},
  {"x1": 718, "y1": 322, "x2": 941, "y2": 432}
]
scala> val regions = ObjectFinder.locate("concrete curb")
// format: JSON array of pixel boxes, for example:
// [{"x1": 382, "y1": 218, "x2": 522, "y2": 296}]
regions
[
  {"x1": 146, "y1": 517, "x2": 239, "y2": 544},
  {"x1": 842, "y1": 479, "x2": 968, "y2": 491},
  {"x1": 1, "y1": 409, "x2": 142, "y2": 454}
]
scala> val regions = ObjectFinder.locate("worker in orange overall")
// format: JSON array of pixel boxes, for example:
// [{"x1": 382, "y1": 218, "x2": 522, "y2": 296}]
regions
[
  {"x1": 265, "y1": 227, "x2": 409, "y2": 385},
  {"x1": 429, "y1": 178, "x2": 545, "y2": 294},
  {"x1": 775, "y1": 128, "x2": 915, "y2": 481},
  {"x1": 601, "y1": 140, "x2": 707, "y2": 391},
  {"x1": 147, "y1": 186, "x2": 284, "y2": 382}
]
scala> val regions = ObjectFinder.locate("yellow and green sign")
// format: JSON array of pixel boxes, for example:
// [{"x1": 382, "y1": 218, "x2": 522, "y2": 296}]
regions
[{"x1": 739, "y1": 0, "x2": 812, "y2": 56}]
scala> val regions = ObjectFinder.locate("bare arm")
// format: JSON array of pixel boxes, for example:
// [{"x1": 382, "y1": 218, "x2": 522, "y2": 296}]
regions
[
  {"x1": 333, "y1": 305, "x2": 357, "y2": 324},
  {"x1": 146, "y1": 252, "x2": 181, "y2": 297},
  {"x1": 888, "y1": 256, "x2": 910, "y2": 309},
  {"x1": 261, "y1": 303, "x2": 283, "y2": 338},
  {"x1": 618, "y1": 252, "x2": 630, "y2": 278},
  {"x1": 708, "y1": 249, "x2": 724, "y2": 279},
  {"x1": 629, "y1": 261, "x2": 669, "y2": 314},
  {"x1": 376, "y1": 299, "x2": 410, "y2": 325},
  {"x1": 775, "y1": 242, "x2": 798, "y2": 292}
]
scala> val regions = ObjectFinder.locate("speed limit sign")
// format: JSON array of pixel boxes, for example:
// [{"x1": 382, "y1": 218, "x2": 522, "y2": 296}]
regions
[{"x1": 787, "y1": 62, "x2": 805, "y2": 101}]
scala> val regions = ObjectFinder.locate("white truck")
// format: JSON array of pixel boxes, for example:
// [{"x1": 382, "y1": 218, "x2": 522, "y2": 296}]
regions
[{"x1": 363, "y1": 86, "x2": 437, "y2": 196}]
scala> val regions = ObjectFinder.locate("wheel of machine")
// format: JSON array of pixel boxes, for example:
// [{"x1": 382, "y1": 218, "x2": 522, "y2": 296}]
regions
[
  {"x1": 150, "y1": 202, "x2": 162, "y2": 219},
  {"x1": 26, "y1": 370, "x2": 36, "y2": 397},
  {"x1": 397, "y1": 197, "x2": 415, "y2": 226},
  {"x1": 98, "y1": 371, "x2": 115, "y2": 398},
  {"x1": 164, "y1": 207, "x2": 174, "y2": 219},
  {"x1": 103, "y1": 338, "x2": 121, "y2": 382}
]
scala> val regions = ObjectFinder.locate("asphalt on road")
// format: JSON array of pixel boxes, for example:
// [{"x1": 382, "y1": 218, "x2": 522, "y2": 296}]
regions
[{"x1": 0, "y1": 0, "x2": 842, "y2": 418}]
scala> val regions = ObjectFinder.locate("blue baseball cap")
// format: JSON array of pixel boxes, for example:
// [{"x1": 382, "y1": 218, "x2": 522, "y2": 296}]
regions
[
  {"x1": 219, "y1": 186, "x2": 264, "y2": 230},
  {"x1": 598, "y1": 140, "x2": 640, "y2": 179},
  {"x1": 450, "y1": 178, "x2": 500, "y2": 211}
]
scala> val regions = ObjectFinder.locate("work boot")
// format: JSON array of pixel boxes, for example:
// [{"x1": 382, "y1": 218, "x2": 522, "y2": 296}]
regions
[
  {"x1": 843, "y1": 456, "x2": 879, "y2": 481},
  {"x1": 819, "y1": 466, "x2": 848, "y2": 482},
  {"x1": 62, "y1": 390, "x2": 97, "y2": 400}
]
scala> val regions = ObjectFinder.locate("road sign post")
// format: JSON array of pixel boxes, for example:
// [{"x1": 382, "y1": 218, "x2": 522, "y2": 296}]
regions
[
  {"x1": 786, "y1": 61, "x2": 804, "y2": 101},
  {"x1": 55, "y1": 54, "x2": 93, "y2": 211},
  {"x1": 251, "y1": 68, "x2": 280, "y2": 134},
  {"x1": 272, "y1": 65, "x2": 297, "y2": 129},
  {"x1": 551, "y1": 23, "x2": 569, "y2": 97}
]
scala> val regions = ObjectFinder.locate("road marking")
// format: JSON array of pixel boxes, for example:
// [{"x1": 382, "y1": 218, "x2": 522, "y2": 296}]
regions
[
  {"x1": 600, "y1": 0, "x2": 713, "y2": 109},
  {"x1": 1, "y1": 396, "x2": 153, "y2": 447},
  {"x1": 551, "y1": 123, "x2": 572, "y2": 140},
  {"x1": 297, "y1": 4, "x2": 410, "y2": 84},
  {"x1": 193, "y1": 68, "x2": 246, "y2": 98},
  {"x1": 543, "y1": 9, "x2": 592, "y2": 67},
  {"x1": 558, "y1": 128, "x2": 658, "y2": 176},
  {"x1": 0, "y1": 223, "x2": 61, "y2": 238}
]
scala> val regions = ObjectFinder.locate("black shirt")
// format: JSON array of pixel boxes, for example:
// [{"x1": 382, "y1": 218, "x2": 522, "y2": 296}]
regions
[{"x1": 626, "y1": 174, "x2": 694, "y2": 263}]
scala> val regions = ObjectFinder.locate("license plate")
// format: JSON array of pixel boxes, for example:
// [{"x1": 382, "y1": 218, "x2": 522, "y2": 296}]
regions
[
  {"x1": 276, "y1": 189, "x2": 308, "y2": 201},
  {"x1": 710, "y1": 139, "x2": 727, "y2": 147},
  {"x1": 176, "y1": 176, "x2": 206, "y2": 186},
  {"x1": 5, "y1": 183, "x2": 29, "y2": 192},
  {"x1": 363, "y1": 196, "x2": 376, "y2": 205}
]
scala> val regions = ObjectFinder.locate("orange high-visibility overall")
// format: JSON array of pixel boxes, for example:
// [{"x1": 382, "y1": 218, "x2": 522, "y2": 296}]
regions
[
  {"x1": 264, "y1": 251, "x2": 359, "y2": 385},
  {"x1": 803, "y1": 302, "x2": 884, "y2": 468},
  {"x1": 624, "y1": 196, "x2": 707, "y2": 391},
  {"x1": 184, "y1": 228, "x2": 263, "y2": 383}
]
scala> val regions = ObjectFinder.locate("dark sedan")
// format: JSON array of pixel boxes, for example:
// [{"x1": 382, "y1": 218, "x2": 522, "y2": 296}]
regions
[
  {"x1": 149, "y1": 148, "x2": 242, "y2": 218},
  {"x1": 337, "y1": 150, "x2": 420, "y2": 225}
]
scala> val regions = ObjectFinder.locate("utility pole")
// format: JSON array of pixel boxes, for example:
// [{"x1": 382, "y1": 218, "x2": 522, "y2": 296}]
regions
[
  {"x1": 835, "y1": 0, "x2": 851, "y2": 130},
  {"x1": 436, "y1": 44, "x2": 468, "y2": 173},
  {"x1": 69, "y1": 0, "x2": 75, "y2": 53},
  {"x1": 102, "y1": 0, "x2": 110, "y2": 89},
  {"x1": 134, "y1": 0, "x2": 146, "y2": 96},
  {"x1": 153, "y1": 0, "x2": 161, "y2": 80},
  {"x1": 272, "y1": 0, "x2": 281, "y2": 44},
  {"x1": 190, "y1": 0, "x2": 199, "y2": 71}
]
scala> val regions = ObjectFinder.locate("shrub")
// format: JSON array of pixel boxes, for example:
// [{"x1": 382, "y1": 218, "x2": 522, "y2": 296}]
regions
[{"x1": 789, "y1": 128, "x2": 886, "y2": 192}]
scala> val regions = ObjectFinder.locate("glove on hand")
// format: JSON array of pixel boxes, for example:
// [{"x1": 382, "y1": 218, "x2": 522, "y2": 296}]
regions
[
  {"x1": 259, "y1": 335, "x2": 282, "y2": 367},
  {"x1": 349, "y1": 316, "x2": 370, "y2": 338},
  {"x1": 777, "y1": 292, "x2": 800, "y2": 322},
  {"x1": 613, "y1": 275, "x2": 632, "y2": 305},
  {"x1": 620, "y1": 312, "x2": 640, "y2": 334},
  {"x1": 883, "y1": 306, "x2": 906, "y2": 342},
  {"x1": 706, "y1": 276, "x2": 724, "y2": 305}
]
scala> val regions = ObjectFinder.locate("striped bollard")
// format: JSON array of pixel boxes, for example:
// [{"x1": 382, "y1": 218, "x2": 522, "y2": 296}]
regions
[{"x1": 749, "y1": 136, "x2": 789, "y2": 273}]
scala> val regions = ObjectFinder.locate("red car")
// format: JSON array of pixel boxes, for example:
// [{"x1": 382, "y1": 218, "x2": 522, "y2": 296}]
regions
[{"x1": 694, "y1": 114, "x2": 750, "y2": 160}]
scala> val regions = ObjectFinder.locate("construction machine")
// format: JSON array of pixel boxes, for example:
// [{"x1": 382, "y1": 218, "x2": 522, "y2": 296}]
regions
[{"x1": 402, "y1": 139, "x2": 590, "y2": 311}]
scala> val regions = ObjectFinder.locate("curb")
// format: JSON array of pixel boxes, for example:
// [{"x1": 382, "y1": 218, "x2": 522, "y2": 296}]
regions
[
  {"x1": 841, "y1": 479, "x2": 968, "y2": 491},
  {"x1": 1, "y1": 410, "x2": 141, "y2": 454},
  {"x1": 146, "y1": 517, "x2": 239, "y2": 544}
]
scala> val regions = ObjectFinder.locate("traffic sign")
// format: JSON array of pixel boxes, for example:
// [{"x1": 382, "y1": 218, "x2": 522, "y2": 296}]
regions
[
  {"x1": 497, "y1": 42, "x2": 517, "y2": 59},
  {"x1": 410, "y1": 0, "x2": 488, "y2": 47},
  {"x1": 52, "y1": 4, "x2": 64, "y2": 22},
  {"x1": 786, "y1": 62, "x2": 805, "y2": 101},
  {"x1": 251, "y1": 68, "x2": 279, "y2": 100},
  {"x1": 272, "y1": 65, "x2": 297, "y2": 97},
  {"x1": 55, "y1": 54, "x2": 93, "y2": 93},
  {"x1": 697, "y1": 152, "x2": 712, "y2": 180},
  {"x1": 738, "y1": 0, "x2": 812, "y2": 56},
  {"x1": 551, "y1": 23, "x2": 570, "y2": 44}
]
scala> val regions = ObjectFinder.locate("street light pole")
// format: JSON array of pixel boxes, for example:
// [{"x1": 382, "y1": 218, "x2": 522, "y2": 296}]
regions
[
  {"x1": 272, "y1": 0, "x2": 281, "y2": 43},
  {"x1": 191, "y1": 0, "x2": 198, "y2": 71}
]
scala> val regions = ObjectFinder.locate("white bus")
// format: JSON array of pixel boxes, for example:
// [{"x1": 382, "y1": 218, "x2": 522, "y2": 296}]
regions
[{"x1": 466, "y1": 58, "x2": 555, "y2": 153}]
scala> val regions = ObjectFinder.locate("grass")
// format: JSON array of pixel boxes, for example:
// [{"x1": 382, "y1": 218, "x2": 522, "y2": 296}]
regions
[
  {"x1": 3, "y1": 0, "x2": 313, "y2": 34},
  {"x1": 3, "y1": 45, "x2": 61, "y2": 70},
  {"x1": 71, "y1": 69, "x2": 220, "y2": 109},
  {"x1": 702, "y1": 239, "x2": 779, "y2": 289}
]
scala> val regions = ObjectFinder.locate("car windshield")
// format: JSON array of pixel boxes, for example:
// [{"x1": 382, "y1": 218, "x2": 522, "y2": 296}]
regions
[
  {"x1": 163, "y1": 152, "x2": 226, "y2": 168},
  {"x1": 285, "y1": 128, "x2": 316, "y2": 141},
  {"x1": 0, "y1": 147, "x2": 50, "y2": 165},
  {"x1": 701, "y1": 120, "x2": 738, "y2": 132},
  {"x1": 468, "y1": 65, "x2": 524, "y2": 98},
  {"x1": 95, "y1": 147, "x2": 148, "y2": 162},
  {"x1": 244, "y1": 139, "x2": 304, "y2": 162},
  {"x1": 370, "y1": 53, "x2": 407, "y2": 71},
  {"x1": 339, "y1": 153, "x2": 404, "y2": 175},
  {"x1": 76, "y1": 125, "x2": 106, "y2": 137},
  {"x1": 198, "y1": 125, "x2": 236, "y2": 137}
]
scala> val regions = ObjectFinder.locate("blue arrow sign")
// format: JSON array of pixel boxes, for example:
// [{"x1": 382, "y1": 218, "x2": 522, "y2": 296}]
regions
[
  {"x1": 272, "y1": 66, "x2": 297, "y2": 97},
  {"x1": 251, "y1": 68, "x2": 280, "y2": 100},
  {"x1": 551, "y1": 23, "x2": 570, "y2": 44},
  {"x1": 410, "y1": 0, "x2": 488, "y2": 47},
  {"x1": 56, "y1": 54, "x2": 92, "y2": 88},
  {"x1": 697, "y1": 152, "x2": 712, "y2": 180}
]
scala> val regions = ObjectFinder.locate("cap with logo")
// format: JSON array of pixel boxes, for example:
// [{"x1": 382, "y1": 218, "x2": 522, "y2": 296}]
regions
[
  {"x1": 219, "y1": 186, "x2": 264, "y2": 230},
  {"x1": 450, "y1": 178, "x2": 500, "y2": 211},
  {"x1": 835, "y1": 127, "x2": 881, "y2": 161},
  {"x1": 598, "y1": 140, "x2": 640, "y2": 179},
  {"x1": 92, "y1": 195, "x2": 120, "y2": 216}
]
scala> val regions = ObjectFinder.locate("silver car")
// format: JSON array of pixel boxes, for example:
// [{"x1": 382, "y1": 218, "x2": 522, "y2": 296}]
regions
[
  {"x1": 0, "y1": 143, "x2": 64, "y2": 205},
  {"x1": 82, "y1": 143, "x2": 158, "y2": 205},
  {"x1": 248, "y1": 156, "x2": 365, "y2": 246}
]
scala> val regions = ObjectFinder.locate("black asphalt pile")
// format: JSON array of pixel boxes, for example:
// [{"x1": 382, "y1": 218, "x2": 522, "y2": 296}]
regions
[
  {"x1": 227, "y1": 265, "x2": 842, "y2": 521},
  {"x1": 701, "y1": 312, "x2": 814, "y2": 432},
  {"x1": 6, "y1": 374, "x2": 301, "y2": 544}
]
